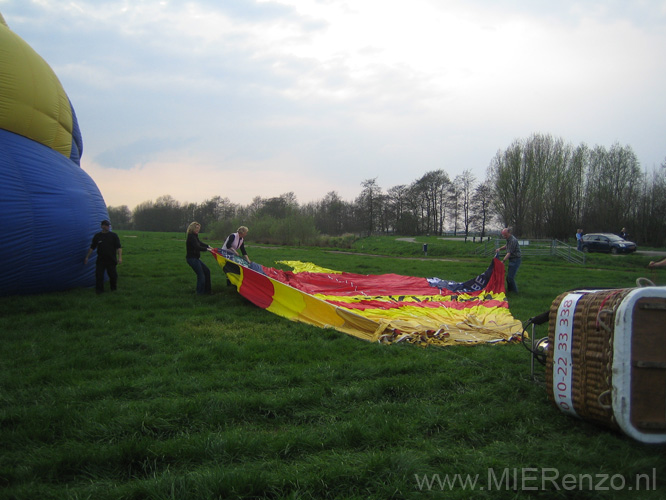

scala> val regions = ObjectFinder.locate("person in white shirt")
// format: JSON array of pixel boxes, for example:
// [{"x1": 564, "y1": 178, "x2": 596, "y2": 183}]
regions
[{"x1": 222, "y1": 226, "x2": 251, "y2": 263}]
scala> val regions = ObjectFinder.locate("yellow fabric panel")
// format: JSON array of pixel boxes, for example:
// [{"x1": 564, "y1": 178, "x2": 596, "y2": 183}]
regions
[
  {"x1": 277, "y1": 260, "x2": 342, "y2": 274},
  {"x1": 263, "y1": 267, "x2": 365, "y2": 331},
  {"x1": 361, "y1": 306, "x2": 522, "y2": 337},
  {"x1": 333, "y1": 308, "x2": 386, "y2": 342},
  {"x1": 297, "y1": 293, "x2": 348, "y2": 329},
  {"x1": 314, "y1": 291, "x2": 506, "y2": 304},
  {"x1": 267, "y1": 279, "x2": 306, "y2": 320},
  {"x1": 0, "y1": 20, "x2": 73, "y2": 157}
]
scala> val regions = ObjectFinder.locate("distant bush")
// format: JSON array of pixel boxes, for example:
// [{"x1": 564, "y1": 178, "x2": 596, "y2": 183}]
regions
[
  {"x1": 315, "y1": 233, "x2": 358, "y2": 248},
  {"x1": 209, "y1": 213, "x2": 320, "y2": 246},
  {"x1": 208, "y1": 219, "x2": 238, "y2": 241}
]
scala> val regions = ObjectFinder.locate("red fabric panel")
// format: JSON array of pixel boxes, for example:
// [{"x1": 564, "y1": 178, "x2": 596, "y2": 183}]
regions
[
  {"x1": 485, "y1": 258, "x2": 506, "y2": 293},
  {"x1": 265, "y1": 271, "x2": 437, "y2": 296},
  {"x1": 238, "y1": 267, "x2": 275, "y2": 309},
  {"x1": 265, "y1": 258, "x2": 506, "y2": 297}
]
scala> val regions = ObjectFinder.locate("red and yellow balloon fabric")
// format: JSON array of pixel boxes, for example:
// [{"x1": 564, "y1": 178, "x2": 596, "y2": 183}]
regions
[{"x1": 212, "y1": 251, "x2": 523, "y2": 347}]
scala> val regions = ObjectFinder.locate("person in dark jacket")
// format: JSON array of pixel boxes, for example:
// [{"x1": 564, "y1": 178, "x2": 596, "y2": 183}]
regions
[
  {"x1": 85, "y1": 220, "x2": 122, "y2": 294},
  {"x1": 186, "y1": 222, "x2": 212, "y2": 295}
]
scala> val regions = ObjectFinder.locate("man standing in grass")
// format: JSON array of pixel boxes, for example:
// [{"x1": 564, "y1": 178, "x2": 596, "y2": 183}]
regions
[
  {"x1": 85, "y1": 220, "x2": 122, "y2": 294},
  {"x1": 498, "y1": 227, "x2": 521, "y2": 293}
]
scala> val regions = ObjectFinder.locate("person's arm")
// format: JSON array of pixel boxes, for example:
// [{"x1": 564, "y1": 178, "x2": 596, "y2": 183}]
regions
[
  {"x1": 115, "y1": 234, "x2": 123, "y2": 264},
  {"x1": 84, "y1": 236, "x2": 97, "y2": 265},
  {"x1": 502, "y1": 240, "x2": 514, "y2": 263},
  {"x1": 240, "y1": 242, "x2": 250, "y2": 263},
  {"x1": 648, "y1": 258, "x2": 666, "y2": 268},
  {"x1": 84, "y1": 247, "x2": 94, "y2": 264},
  {"x1": 195, "y1": 234, "x2": 210, "y2": 252},
  {"x1": 499, "y1": 240, "x2": 508, "y2": 258}
]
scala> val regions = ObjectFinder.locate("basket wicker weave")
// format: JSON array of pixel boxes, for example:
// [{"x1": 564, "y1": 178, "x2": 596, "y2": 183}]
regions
[
  {"x1": 545, "y1": 286, "x2": 666, "y2": 443},
  {"x1": 546, "y1": 288, "x2": 633, "y2": 430}
]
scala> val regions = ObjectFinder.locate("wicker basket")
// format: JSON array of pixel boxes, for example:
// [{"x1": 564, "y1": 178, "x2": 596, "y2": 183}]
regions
[{"x1": 546, "y1": 287, "x2": 666, "y2": 443}]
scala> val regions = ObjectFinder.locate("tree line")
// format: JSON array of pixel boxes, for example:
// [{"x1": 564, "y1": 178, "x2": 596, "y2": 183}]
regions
[{"x1": 107, "y1": 133, "x2": 666, "y2": 247}]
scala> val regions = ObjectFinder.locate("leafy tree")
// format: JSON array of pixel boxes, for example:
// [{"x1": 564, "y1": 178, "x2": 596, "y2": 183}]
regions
[
  {"x1": 252, "y1": 193, "x2": 294, "y2": 219},
  {"x1": 193, "y1": 196, "x2": 237, "y2": 229},
  {"x1": 313, "y1": 191, "x2": 350, "y2": 236},
  {"x1": 106, "y1": 205, "x2": 132, "y2": 229},
  {"x1": 131, "y1": 195, "x2": 188, "y2": 232}
]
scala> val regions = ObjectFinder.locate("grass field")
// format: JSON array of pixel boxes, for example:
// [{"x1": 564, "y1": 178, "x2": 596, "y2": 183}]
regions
[{"x1": 1, "y1": 232, "x2": 665, "y2": 499}]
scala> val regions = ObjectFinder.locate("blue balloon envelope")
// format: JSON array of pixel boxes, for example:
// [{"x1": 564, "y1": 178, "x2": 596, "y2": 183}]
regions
[{"x1": 0, "y1": 16, "x2": 108, "y2": 295}]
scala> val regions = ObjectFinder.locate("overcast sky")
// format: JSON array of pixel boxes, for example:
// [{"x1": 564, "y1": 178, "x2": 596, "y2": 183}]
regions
[{"x1": 2, "y1": 0, "x2": 665, "y2": 209}]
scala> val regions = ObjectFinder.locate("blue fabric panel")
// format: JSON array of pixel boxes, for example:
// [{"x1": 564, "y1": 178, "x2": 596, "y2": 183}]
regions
[
  {"x1": 0, "y1": 129, "x2": 108, "y2": 295},
  {"x1": 68, "y1": 99, "x2": 83, "y2": 165}
]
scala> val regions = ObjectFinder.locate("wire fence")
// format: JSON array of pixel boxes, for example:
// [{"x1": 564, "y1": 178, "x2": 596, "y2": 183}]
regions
[{"x1": 473, "y1": 238, "x2": 586, "y2": 265}]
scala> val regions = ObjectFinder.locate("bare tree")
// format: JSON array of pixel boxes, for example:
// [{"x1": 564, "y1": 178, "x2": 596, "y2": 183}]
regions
[
  {"x1": 386, "y1": 184, "x2": 415, "y2": 235},
  {"x1": 355, "y1": 178, "x2": 383, "y2": 236},
  {"x1": 411, "y1": 170, "x2": 450, "y2": 235},
  {"x1": 454, "y1": 169, "x2": 476, "y2": 238},
  {"x1": 632, "y1": 165, "x2": 666, "y2": 246},
  {"x1": 489, "y1": 140, "x2": 531, "y2": 235},
  {"x1": 313, "y1": 191, "x2": 350, "y2": 236},
  {"x1": 470, "y1": 180, "x2": 494, "y2": 238},
  {"x1": 583, "y1": 143, "x2": 642, "y2": 234}
]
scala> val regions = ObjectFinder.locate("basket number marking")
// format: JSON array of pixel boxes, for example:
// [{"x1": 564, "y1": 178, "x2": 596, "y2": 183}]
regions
[{"x1": 553, "y1": 293, "x2": 583, "y2": 418}]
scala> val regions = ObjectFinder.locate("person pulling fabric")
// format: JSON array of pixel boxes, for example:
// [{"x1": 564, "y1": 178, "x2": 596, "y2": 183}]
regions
[{"x1": 222, "y1": 226, "x2": 251, "y2": 263}]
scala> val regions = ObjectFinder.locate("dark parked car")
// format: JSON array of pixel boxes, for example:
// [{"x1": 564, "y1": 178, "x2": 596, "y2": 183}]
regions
[{"x1": 580, "y1": 233, "x2": 637, "y2": 254}]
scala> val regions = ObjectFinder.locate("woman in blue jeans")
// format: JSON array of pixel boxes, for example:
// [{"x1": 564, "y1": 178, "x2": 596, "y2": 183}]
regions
[{"x1": 186, "y1": 222, "x2": 213, "y2": 294}]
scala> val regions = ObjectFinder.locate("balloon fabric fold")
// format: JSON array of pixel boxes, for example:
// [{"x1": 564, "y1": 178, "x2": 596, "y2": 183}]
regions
[{"x1": 211, "y1": 250, "x2": 523, "y2": 347}]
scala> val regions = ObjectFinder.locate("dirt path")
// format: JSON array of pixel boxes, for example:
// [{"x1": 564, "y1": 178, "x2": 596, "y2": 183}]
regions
[{"x1": 324, "y1": 250, "x2": 460, "y2": 262}]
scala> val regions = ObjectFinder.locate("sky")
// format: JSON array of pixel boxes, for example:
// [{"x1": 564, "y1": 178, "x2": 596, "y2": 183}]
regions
[{"x1": 2, "y1": 0, "x2": 665, "y2": 210}]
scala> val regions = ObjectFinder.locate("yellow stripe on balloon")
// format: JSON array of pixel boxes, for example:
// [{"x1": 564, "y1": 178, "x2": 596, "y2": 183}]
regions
[{"x1": 0, "y1": 21, "x2": 73, "y2": 157}]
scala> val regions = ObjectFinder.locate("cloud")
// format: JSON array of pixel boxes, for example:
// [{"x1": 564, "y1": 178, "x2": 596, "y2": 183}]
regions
[
  {"x1": 2, "y1": 0, "x2": 665, "y2": 209},
  {"x1": 82, "y1": 152, "x2": 357, "y2": 209}
]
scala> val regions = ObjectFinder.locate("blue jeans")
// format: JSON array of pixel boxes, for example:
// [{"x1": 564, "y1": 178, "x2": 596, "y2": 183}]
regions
[
  {"x1": 506, "y1": 258, "x2": 521, "y2": 293},
  {"x1": 187, "y1": 258, "x2": 211, "y2": 294}
]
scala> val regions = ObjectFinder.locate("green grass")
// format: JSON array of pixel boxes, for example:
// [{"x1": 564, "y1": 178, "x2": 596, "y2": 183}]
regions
[{"x1": 1, "y1": 232, "x2": 665, "y2": 499}]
